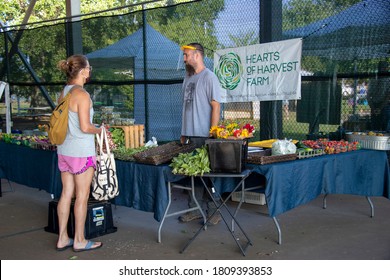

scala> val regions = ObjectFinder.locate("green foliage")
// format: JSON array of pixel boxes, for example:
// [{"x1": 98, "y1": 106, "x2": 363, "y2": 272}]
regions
[
  {"x1": 170, "y1": 146, "x2": 211, "y2": 176},
  {"x1": 282, "y1": 0, "x2": 361, "y2": 30},
  {"x1": 1, "y1": 0, "x2": 223, "y2": 113},
  {"x1": 154, "y1": 0, "x2": 224, "y2": 56},
  {"x1": 110, "y1": 127, "x2": 125, "y2": 147},
  {"x1": 282, "y1": 0, "x2": 371, "y2": 76},
  {"x1": 223, "y1": 30, "x2": 259, "y2": 48},
  {"x1": 113, "y1": 145, "x2": 150, "y2": 161}
]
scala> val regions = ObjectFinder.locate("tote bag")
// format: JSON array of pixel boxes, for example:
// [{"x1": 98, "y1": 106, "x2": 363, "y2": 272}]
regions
[{"x1": 92, "y1": 128, "x2": 119, "y2": 201}]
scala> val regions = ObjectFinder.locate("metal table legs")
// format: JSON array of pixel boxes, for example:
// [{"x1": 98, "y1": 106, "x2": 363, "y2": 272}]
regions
[
  {"x1": 323, "y1": 193, "x2": 375, "y2": 217},
  {"x1": 158, "y1": 177, "x2": 206, "y2": 243},
  {"x1": 180, "y1": 171, "x2": 253, "y2": 256}
]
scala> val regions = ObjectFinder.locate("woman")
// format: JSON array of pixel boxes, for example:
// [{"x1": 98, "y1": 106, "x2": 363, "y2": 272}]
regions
[{"x1": 55, "y1": 54, "x2": 103, "y2": 252}]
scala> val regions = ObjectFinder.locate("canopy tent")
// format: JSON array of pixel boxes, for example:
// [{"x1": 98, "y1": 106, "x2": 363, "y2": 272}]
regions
[
  {"x1": 87, "y1": 23, "x2": 186, "y2": 79},
  {"x1": 87, "y1": 24, "x2": 186, "y2": 141},
  {"x1": 283, "y1": 0, "x2": 390, "y2": 61},
  {"x1": 87, "y1": 24, "x2": 215, "y2": 142}
]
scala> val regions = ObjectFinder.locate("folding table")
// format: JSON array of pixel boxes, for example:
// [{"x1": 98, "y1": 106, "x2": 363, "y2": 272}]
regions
[
  {"x1": 157, "y1": 176, "x2": 207, "y2": 243},
  {"x1": 180, "y1": 169, "x2": 253, "y2": 256}
]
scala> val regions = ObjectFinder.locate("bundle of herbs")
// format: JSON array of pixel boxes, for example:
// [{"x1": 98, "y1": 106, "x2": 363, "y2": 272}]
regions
[
  {"x1": 170, "y1": 146, "x2": 210, "y2": 176},
  {"x1": 113, "y1": 146, "x2": 150, "y2": 161}
]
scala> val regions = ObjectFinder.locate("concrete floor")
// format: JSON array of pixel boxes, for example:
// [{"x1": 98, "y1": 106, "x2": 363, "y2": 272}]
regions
[{"x1": 0, "y1": 179, "x2": 390, "y2": 260}]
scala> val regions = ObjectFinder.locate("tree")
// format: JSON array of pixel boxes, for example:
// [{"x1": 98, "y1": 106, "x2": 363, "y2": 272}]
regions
[
  {"x1": 222, "y1": 30, "x2": 258, "y2": 49},
  {"x1": 1, "y1": 0, "x2": 224, "y2": 111},
  {"x1": 282, "y1": 0, "x2": 362, "y2": 75},
  {"x1": 152, "y1": 0, "x2": 224, "y2": 57},
  {"x1": 1, "y1": 0, "x2": 131, "y2": 105},
  {"x1": 282, "y1": 0, "x2": 361, "y2": 30}
]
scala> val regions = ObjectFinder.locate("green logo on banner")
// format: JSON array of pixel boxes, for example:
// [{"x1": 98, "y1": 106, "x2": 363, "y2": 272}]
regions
[{"x1": 215, "y1": 52, "x2": 243, "y2": 90}]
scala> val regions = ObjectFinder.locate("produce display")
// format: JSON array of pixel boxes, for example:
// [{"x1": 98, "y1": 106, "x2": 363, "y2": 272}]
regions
[
  {"x1": 346, "y1": 131, "x2": 389, "y2": 151},
  {"x1": 209, "y1": 122, "x2": 255, "y2": 139},
  {"x1": 295, "y1": 141, "x2": 315, "y2": 151},
  {"x1": 108, "y1": 127, "x2": 124, "y2": 149},
  {"x1": 301, "y1": 139, "x2": 360, "y2": 154},
  {"x1": 0, "y1": 132, "x2": 51, "y2": 147},
  {"x1": 113, "y1": 146, "x2": 150, "y2": 161},
  {"x1": 2, "y1": 117, "x2": 365, "y2": 166},
  {"x1": 295, "y1": 141, "x2": 324, "y2": 158},
  {"x1": 37, "y1": 124, "x2": 49, "y2": 132},
  {"x1": 353, "y1": 131, "x2": 385, "y2": 136},
  {"x1": 170, "y1": 146, "x2": 210, "y2": 176}
]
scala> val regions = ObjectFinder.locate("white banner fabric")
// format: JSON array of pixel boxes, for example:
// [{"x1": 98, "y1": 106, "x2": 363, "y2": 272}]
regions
[{"x1": 214, "y1": 38, "x2": 302, "y2": 103}]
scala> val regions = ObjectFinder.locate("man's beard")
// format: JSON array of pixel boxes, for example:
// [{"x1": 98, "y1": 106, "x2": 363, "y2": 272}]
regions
[{"x1": 185, "y1": 64, "x2": 195, "y2": 76}]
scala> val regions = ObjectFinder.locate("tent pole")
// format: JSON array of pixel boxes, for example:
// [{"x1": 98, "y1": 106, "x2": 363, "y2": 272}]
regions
[
  {"x1": 352, "y1": 59, "x2": 358, "y2": 115},
  {"x1": 259, "y1": 0, "x2": 283, "y2": 140},
  {"x1": 0, "y1": 23, "x2": 55, "y2": 109},
  {"x1": 142, "y1": 8, "x2": 149, "y2": 141},
  {"x1": 65, "y1": 0, "x2": 83, "y2": 56}
]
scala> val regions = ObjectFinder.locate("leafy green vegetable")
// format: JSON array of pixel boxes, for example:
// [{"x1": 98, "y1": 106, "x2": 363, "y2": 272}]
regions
[
  {"x1": 109, "y1": 127, "x2": 125, "y2": 147},
  {"x1": 113, "y1": 146, "x2": 150, "y2": 161},
  {"x1": 170, "y1": 146, "x2": 210, "y2": 176}
]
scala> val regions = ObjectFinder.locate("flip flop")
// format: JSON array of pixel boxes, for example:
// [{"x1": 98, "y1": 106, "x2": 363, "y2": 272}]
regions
[
  {"x1": 73, "y1": 240, "x2": 103, "y2": 252},
  {"x1": 56, "y1": 238, "x2": 74, "y2": 251}
]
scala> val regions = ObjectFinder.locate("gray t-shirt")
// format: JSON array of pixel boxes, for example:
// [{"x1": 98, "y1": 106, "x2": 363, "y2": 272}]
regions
[
  {"x1": 181, "y1": 68, "x2": 221, "y2": 137},
  {"x1": 57, "y1": 85, "x2": 95, "y2": 157}
]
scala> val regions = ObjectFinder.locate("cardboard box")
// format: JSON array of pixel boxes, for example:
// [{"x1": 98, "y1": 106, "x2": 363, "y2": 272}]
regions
[{"x1": 44, "y1": 199, "x2": 117, "y2": 239}]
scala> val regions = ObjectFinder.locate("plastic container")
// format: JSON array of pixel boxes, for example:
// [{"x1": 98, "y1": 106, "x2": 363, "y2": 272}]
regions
[
  {"x1": 231, "y1": 191, "x2": 266, "y2": 205},
  {"x1": 346, "y1": 133, "x2": 390, "y2": 151},
  {"x1": 121, "y1": 118, "x2": 135, "y2": 126},
  {"x1": 100, "y1": 106, "x2": 114, "y2": 113},
  {"x1": 45, "y1": 199, "x2": 117, "y2": 239},
  {"x1": 206, "y1": 138, "x2": 248, "y2": 173}
]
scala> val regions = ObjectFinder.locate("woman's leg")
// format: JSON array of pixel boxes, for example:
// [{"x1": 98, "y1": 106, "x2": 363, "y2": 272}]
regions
[
  {"x1": 56, "y1": 171, "x2": 75, "y2": 249},
  {"x1": 72, "y1": 166, "x2": 102, "y2": 249}
]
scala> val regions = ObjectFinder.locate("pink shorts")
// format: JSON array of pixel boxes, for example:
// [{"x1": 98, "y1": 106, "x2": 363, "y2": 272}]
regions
[{"x1": 58, "y1": 155, "x2": 96, "y2": 175}]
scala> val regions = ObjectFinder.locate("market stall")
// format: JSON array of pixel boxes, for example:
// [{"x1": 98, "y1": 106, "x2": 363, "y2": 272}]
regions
[{"x1": 1, "y1": 139, "x2": 389, "y2": 223}]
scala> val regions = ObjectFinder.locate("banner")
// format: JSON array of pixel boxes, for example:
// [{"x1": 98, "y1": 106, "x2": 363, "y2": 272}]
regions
[{"x1": 214, "y1": 38, "x2": 302, "y2": 103}]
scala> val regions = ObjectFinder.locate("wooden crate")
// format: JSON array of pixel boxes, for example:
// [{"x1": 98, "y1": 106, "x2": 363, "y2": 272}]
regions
[{"x1": 112, "y1": 125, "x2": 145, "y2": 148}]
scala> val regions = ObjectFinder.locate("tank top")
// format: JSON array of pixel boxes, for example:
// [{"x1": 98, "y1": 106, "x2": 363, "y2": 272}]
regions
[{"x1": 57, "y1": 85, "x2": 96, "y2": 157}]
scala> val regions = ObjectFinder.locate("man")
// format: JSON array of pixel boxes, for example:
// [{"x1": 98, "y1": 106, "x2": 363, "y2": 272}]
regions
[{"x1": 179, "y1": 42, "x2": 222, "y2": 225}]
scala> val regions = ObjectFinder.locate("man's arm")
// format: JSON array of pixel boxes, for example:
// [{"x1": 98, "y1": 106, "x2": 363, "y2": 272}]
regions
[{"x1": 210, "y1": 100, "x2": 220, "y2": 127}]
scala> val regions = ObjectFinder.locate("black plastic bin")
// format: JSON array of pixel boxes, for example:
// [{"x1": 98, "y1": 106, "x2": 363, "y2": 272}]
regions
[
  {"x1": 44, "y1": 199, "x2": 117, "y2": 239},
  {"x1": 206, "y1": 138, "x2": 248, "y2": 173}
]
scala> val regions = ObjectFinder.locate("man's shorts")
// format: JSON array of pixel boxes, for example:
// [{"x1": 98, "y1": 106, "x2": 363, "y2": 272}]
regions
[{"x1": 58, "y1": 154, "x2": 96, "y2": 175}]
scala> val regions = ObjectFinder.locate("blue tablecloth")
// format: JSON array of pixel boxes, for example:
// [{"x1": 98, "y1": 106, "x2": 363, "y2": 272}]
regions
[
  {"x1": 114, "y1": 161, "x2": 178, "y2": 221},
  {"x1": 251, "y1": 149, "x2": 390, "y2": 217},
  {"x1": 208, "y1": 149, "x2": 389, "y2": 217},
  {"x1": 0, "y1": 142, "x2": 61, "y2": 194},
  {"x1": 0, "y1": 142, "x2": 179, "y2": 221},
  {"x1": 1, "y1": 142, "x2": 389, "y2": 222}
]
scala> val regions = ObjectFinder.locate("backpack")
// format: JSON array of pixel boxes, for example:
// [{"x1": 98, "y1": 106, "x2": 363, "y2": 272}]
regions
[{"x1": 48, "y1": 85, "x2": 80, "y2": 145}]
